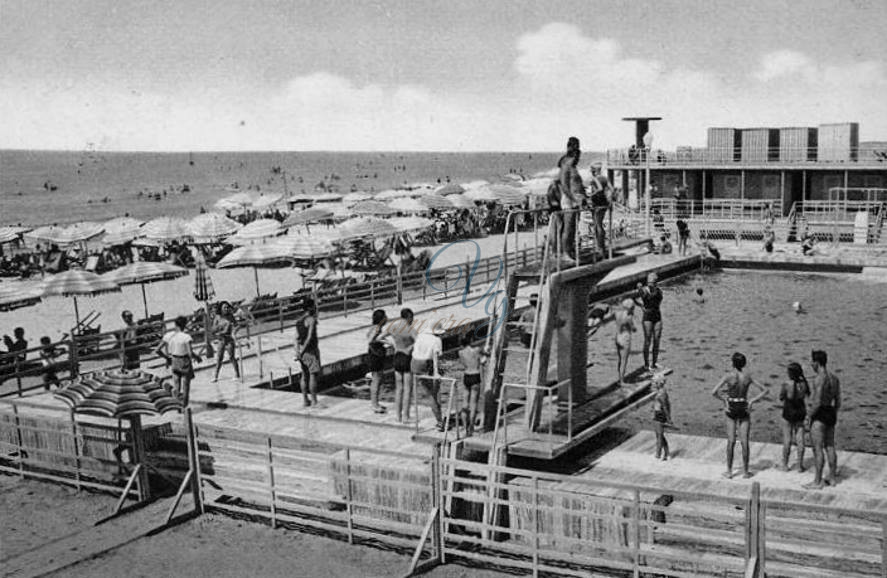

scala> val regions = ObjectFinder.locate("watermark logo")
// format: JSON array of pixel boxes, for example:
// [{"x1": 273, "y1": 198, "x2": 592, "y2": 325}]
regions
[{"x1": 424, "y1": 240, "x2": 509, "y2": 338}]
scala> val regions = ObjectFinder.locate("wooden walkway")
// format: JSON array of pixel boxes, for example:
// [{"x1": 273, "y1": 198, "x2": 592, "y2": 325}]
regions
[{"x1": 586, "y1": 430, "x2": 887, "y2": 513}]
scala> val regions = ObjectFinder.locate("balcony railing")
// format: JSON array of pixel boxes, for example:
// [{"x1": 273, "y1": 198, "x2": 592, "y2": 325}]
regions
[{"x1": 607, "y1": 146, "x2": 887, "y2": 167}]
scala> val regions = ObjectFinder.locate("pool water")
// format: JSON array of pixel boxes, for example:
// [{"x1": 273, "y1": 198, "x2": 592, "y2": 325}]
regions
[{"x1": 586, "y1": 269, "x2": 887, "y2": 455}]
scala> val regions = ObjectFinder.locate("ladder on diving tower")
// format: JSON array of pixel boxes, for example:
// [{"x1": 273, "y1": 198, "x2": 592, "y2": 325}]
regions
[{"x1": 480, "y1": 213, "x2": 567, "y2": 538}]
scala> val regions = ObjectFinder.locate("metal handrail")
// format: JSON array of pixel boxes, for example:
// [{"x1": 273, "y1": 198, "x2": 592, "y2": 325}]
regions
[{"x1": 607, "y1": 145, "x2": 879, "y2": 167}]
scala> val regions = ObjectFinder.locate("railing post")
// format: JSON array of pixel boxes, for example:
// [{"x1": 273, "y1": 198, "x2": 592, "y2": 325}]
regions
[
  {"x1": 267, "y1": 436, "x2": 277, "y2": 528},
  {"x1": 370, "y1": 278, "x2": 376, "y2": 310},
  {"x1": 68, "y1": 338, "x2": 79, "y2": 378},
  {"x1": 345, "y1": 447, "x2": 354, "y2": 544},
  {"x1": 633, "y1": 488, "x2": 642, "y2": 577},
  {"x1": 13, "y1": 403, "x2": 24, "y2": 477},
  {"x1": 70, "y1": 409, "x2": 81, "y2": 491},
  {"x1": 746, "y1": 482, "x2": 760, "y2": 563},
  {"x1": 343, "y1": 283, "x2": 349, "y2": 318},
  {"x1": 14, "y1": 356, "x2": 22, "y2": 397},
  {"x1": 184, "y1": 408, "x2": 203, "y2": 514},
  {"x1": 532, "y1": 475, "x2": 540, "y2": 578},
  {"x1": 431, "y1": 443, "x2": 444, "y2": 564},
  {"x1": 278, "y1": 300, "x2": 284, "y2": 333}
]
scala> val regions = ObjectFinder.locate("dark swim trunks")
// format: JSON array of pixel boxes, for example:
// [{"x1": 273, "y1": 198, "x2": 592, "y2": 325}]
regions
[
  {"x1": 726, "y1": 399, "x2": 749, "y2": 421},
  {"x1": 812, "y1": 406, "x2": 837, "y2": 427},
  {"x1": 653, "y1": 410, "x2": 668, "y2": 424},
  {"x1": 393, "y1": 351, "x2": 411, "y2": 373},
  {"x1": 464, "y1": 373, "x2": 481, "y2": 389}
]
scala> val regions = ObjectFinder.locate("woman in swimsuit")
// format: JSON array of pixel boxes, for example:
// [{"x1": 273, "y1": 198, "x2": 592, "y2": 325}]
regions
[
  {"x1": 652, "y1": 376, "x2": 673, "y2": 460},
  {"x1": 613, "y1": 299, "x2": 635, "y2": 385},
  {"x1": 711, "y1": 352, "x2": 768, "y2": 479},
  {"x1": 779, "y1": 362, "x2": 809, "y2": 472},
  {"x1": 635, "y1": 273, "x2": 663, "y2": 372}
]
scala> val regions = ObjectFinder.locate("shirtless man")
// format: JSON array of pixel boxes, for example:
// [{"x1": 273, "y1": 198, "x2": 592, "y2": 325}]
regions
[
  {"x1": 711, "y1": 352, "x2": 768, "y2": 479},
  {"x1": 804, "y1": 350, "x2": 841, "y2": 489}
]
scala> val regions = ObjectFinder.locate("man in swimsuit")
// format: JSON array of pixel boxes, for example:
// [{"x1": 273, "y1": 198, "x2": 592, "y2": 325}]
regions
[
  {"x1": 635, "y1": 273, "x2": 663, "y2": 373},
  {"x1": 389, "y1": 308, "x2": 417, "y2": 423},
  {"x1": 711, "y1": 352, "x2": 768, "y2": 479},
  {"x1": 212, "y1": 302, "x2": 241, "y2": 383},
  {"x1": 779, "y1": 362, "x2": 809, "y2": 471},
  {"x1": 804, "y1": 350, "x2": 841, "y2": 489}
]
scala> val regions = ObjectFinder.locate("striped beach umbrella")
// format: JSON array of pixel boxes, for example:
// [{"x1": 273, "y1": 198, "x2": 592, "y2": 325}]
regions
[
  {"x1": 282, "y1": 207, "x2": 334, "y2": 228},
  {"x1": 252, "y1": 193, "x2": 283, "y2": 210},
  {"x1": 419, "y1": 195, "x2": 454, "y2": 210},
  {"x1": 188, "y1": 213, "x2": 241, "y2": 242},
  {"x1": 388, "y1": 216, "x2": 434, "y2": 233},
  {"x1": 0, "y1": 226, "x2": 31, "y2": 244},
  {"x1": 226, "y1": 219, "x2": 284, "y2": 245},
  {"x1": 56, "y1": 368, "x2": 182, "y2": 500},
  {"x1": 339, "y1": 217, "x2": 398, "y2": 241},
  {"x1": 193, "y1": 252, "x2": 215, "y2": 357},
  {"x1": 217, "y1": 244, "x2": 292, "y2": 296},
  {"x1": 275, "y1": 235, "x2": 336, "y2": 259},
  {"x1": 41, "y1": 269, "x2": 121, "y2": 328},
  {"x1": 447, "y1": 194, "x2": 478, "y2": 209},
  {"x1": 350, "y1": 200, "x2": 396, "y2": 217},
  {"x1": 39, "y1": 222, "x2": 105, "y2": 245},
  {"x1": 142, "y1": 217, "x2": 191, "y2": 241},
  {"x1": 0, "y1": 283, "x2": 42, "y2": 311},
  {"x1": 103, "y1": 217, "x2": 144, "y2": 234},
  {"x1": 104, "y1": 262, "x2": 189, "y2": 318},
  {"x1": 388, "y1": 197, "x2": 428, "y2": 214},
  {"x1": 342, "y1": 191, "x2": 373, "y2": 205},
  {"x1": 434, "y1": 183, "x2": 465, "y2": 196}
]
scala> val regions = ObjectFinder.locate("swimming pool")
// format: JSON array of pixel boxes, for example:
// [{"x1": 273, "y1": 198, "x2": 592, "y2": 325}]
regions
[{"x1": 586, "y1": 269, "x2": 887, "y2": 454}]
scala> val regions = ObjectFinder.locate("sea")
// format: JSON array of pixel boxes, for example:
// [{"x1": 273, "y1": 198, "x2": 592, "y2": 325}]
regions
[{"x1": 0, "y1": 150, "x2": 573, "y2": 227}]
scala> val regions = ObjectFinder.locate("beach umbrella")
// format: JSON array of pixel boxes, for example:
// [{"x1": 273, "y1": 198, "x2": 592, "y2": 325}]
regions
[
  {"x1": 27, "y1": 225, "x2": 63, "y2": 243},
  {"x1": 462, "y1": 180, "x2": 489, "y2": 190},
  {"x1": 217, "y1": 244, "x2": 292, "y2": 296},
  {"x1": 193, "y1": 252, "x2": 215, "y2": 357},
  {"x1": 40, "y1": 222, "x2": 105, "y2": 245},
  {"x1": 465, "y1": 184, "x2": 527, "y2": 205},
  {"x1": 434, "y1": 183, "x2": 465, "y2": 196},
  {"x1": 342, "y1": 191, "x2": 373, "y2": 205},
  {"x1": 0, "y1": 226, "x2": 31, "y2": 244},
  {"x1": 252, "y1": 192, "x2": 283, "y2": 210},
  {"x1": 103, "y1": 217, "x2": 144, "y2": 234},
  {"x1": 41, "y1": 269, "x2": 121, "y2": 328},
  {"x1": 226, "y1": 219, "x2": 284, "y2": 245},
  {"x1": 419, "y1": 195, "x2": 454, "y2": 210},
  {"x1": 375, "y1": 189, "x2": 411, "y2": 200},
  {"x1": 275, "y1": 235, "x2": 336, "y2": 260},
  {"x1": 220, "y1": 192, "x2": 255, "y2": 207},
  {"x1": 188, "y1": 213, "x2": 241, "y2": 242},
  {"x1": 388, "y1": 216, "x2": 434, "y2": 234},
  {"x1": 313, "y1": 193, "x2": 344, "y2": 203},
  {"x1": 104, "y1": 262, "x2": 189, "y2": 318},
  {"x1": 350, "y1": 200, "x2": 396, "y2": 217},
  {"x1": 387, "y1": 197, "x2": 428, "y2": 214},
  {"x1": 56, "y1": 368, "x2": 183, "y2": 500},
  {"x1": 503, "y1": 173, "x2": 525, "y2": 182},
  {"x1": 447, "y1": 194, "x2": 478, "y2": 209},
  {"x1": 282, "y1": 207, "x2": 334, "y2": 228},
  {"x1": 102, "y1": 229, "x2": 142, "y2": 246},
  {"x1": 142, "y1": 217, "x2": 191, "y2": 241},
  {"x1": 0, "y1": 283, "x2": 42, "y2": 311},
  {"x1": 298, "y1": 224, "x2": 346, "y2": 241},
  {"x1": 339, "y1": 217, "x2": 398, "y2": 241}
]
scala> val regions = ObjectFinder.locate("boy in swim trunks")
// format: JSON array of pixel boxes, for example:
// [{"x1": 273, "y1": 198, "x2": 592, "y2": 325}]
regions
[
  {"x1": 652, "y1": 376, "x2": 673, "y2": 460},
  {"x1": 711, "y1": 352, "x2": 768, "y2": 479},
  {"x1": 458, "y1": 333, "x2": 487, "y2": 436},
  {"x1": 804, "y1": 350, "x2": 841, "y2": 489}
]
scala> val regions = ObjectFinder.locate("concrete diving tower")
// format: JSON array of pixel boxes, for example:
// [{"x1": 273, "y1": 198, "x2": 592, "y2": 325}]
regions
[{"x1": 469, "y1": 247, "x2": 671, "y2": 460}]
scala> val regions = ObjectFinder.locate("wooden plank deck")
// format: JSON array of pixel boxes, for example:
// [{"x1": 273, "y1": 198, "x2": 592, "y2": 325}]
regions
[{"x1": 585, "y1": 430, "x2": 887, "y2": 513}]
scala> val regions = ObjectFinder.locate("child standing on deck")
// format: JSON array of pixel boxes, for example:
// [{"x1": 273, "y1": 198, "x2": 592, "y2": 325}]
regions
[
  {"x1": 652, "y1": 376, "x2": 673, "y2": 460},
  {"x1": 458, "y1": 334, "x2": 488, "y2": 437}
]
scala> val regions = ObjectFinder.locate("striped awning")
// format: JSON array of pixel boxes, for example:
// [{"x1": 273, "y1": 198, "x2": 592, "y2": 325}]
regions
[{"x1": 56, "y1": 369, "x2": 182, "y2": 418}]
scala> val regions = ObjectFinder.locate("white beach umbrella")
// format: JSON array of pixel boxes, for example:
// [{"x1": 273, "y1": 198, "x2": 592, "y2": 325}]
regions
[
  {"x1": 419, "y1": 195, "x2": 454, "y2": 210},
  {"x1": 227, "y1": 219, "x2": 284, "y2": 245},
  {"x1": 220, "y1": 192, "x2": 255, "y2": 207},
  {"x1": 350, "y1": 200, "x2": 396, "y2": 217},
  {"x1": 104, "y1": 262, "x2": 189, "y2": 318},
  {"x1": 342, "y1": 191, "x2": 373, "y2": 205},
  {"x1": 447, "y1": 194, "x2": 478, "y2": 209},
  {"x1": 252, "y1": 193, "x2": 284, "y2": 210},
  {"x1": 462, "y1": 180, "x2": 489, "y2": 190},
  {"x1": 41, "y1": 269, "x2": 121, "y2": 328},
  {"x1": 142, "y1": 217, "x2": 191, "y2": 241},
  {"x1": 312, "y1": 193, "x2": 344, "y2": 203},
  {"x1": 0, "y1": 282, "x2": 42, "y2": 311},
  {"x1": 282, "y1": 207, "x2": 335, "y2": 228},
  {"x1": 103, "y1": 217, "x2": 144, "y2": 234},
  {"x1": 339, "y1": 217, "x2": 398, "y2": 241},
  {"x1": 275, "y1": 235, "x2": 336, "y2": 259},
  {"x1": 387, "y1": 197, "x2": 429, "y2": 214},
  {"x1": 388, "y1": 216, "x2": 434, "y2": 233},
  {"x1": 40, "y1": 222, "x2": 105, "y2": 245},
  {"x1": 375, "y1": 189, "x2": 409, "y2": 200},
  {"x1": 0, "y1": 226, "x2": 31, "y2": 244},
  {"x1": 188, "y1": 213, "x2": 241, "y2": 242},
  {"x1": 216, "y1": 244, "x2": 292, "y2": 296},
  {"x1": 434, "y1": 183, "x2": 466, "y2": 196}
]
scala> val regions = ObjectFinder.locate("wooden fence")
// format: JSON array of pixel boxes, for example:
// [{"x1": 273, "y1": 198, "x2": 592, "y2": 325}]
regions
[
  {"x1": 192, "y1": 421, "x2": 438, "y2": 561},
  {"x1": 0, "y1": 397, "x2": 148, "y2": 497}
]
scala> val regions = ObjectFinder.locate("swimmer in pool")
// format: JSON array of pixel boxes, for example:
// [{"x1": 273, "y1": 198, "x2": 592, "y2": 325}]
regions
[
  {"x1": 792, "y1": 301, "x2": 806, "y2": 314},
  {"x1": 711, "y1": 352, "x2": 769, "y2": 479},
  {"x1": 693, "y1": 287, "x2": 705, "y2": 304}
]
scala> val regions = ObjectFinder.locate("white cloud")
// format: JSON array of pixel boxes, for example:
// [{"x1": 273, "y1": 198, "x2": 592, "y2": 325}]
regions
[{"x1": 1, "y1": 26, "x2": 886, "y2": 152}]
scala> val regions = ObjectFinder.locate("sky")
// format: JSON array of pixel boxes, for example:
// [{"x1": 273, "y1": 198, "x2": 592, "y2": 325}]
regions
[{"x1": 1, "y1": 0, "x2": 886, "y2": 152}]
